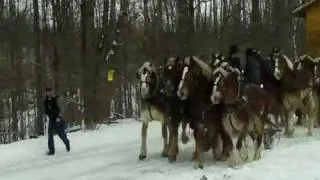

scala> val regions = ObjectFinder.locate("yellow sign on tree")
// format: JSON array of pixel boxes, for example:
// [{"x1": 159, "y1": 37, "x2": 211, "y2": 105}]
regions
[{"x1": 107, "y1": 69, "x2": 115, "y2": 82}]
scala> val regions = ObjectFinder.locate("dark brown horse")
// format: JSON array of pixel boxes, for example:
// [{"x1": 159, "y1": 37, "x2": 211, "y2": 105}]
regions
[
  {"x1": 176, "y1": 56, "x2": 215, "y2": 169},
  {"x1": 160, "y1": 57, "x2": 191, "y2": 163},
  {"x1": 136, "y1": 62, "x2": 169, "y2": 160},
  {"x1": 210, "y1": 65, "x2": 271, "y2": 167}
]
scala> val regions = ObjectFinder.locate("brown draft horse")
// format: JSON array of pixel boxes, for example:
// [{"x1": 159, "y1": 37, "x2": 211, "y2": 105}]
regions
[
  {"x1": 295, "y1": 55, "x2": 320, "y2": 128},
  {"x1": 210, "y1": 65, "x2": 271, "y2": 168},
  {"x1": 136, "y1": 62, "x2": 169, "y2": 160},
  {"x1": 176, "y1": 56, "x2": 215, "y2": 169},
  {"x1": 274, "y1": 54, "x2": 315, "y2": 137},
  {"x1": 160, "y1": 57, "x2": 191, "y2": 163},
  {"x1": 161, "y1": 57, "x2": 190, "y2": 145}
]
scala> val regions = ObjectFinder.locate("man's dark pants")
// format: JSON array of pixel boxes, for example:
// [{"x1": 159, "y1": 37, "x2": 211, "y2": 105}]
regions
[{"x1": 48, "y1": 118, "x2": 70, "y2": 153}]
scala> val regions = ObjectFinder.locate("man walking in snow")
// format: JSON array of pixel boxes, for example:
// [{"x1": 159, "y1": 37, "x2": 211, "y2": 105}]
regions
[{"x1": 44, "y1": 87, "x2": 70, "y2": 155}]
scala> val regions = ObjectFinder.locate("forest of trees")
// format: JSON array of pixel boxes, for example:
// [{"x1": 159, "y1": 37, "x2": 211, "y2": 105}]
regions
[{"x1": 0, "y1": 0, "x2": 307, "y2": 144}]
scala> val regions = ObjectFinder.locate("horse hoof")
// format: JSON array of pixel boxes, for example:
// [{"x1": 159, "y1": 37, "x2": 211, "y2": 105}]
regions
[
  {"x1": 307, "y1": 132, "x2": 313, "y2": 136},
  {"x1": 253, "y1": 152, "x2": 261, "y2": 161},
  {"x1": 161, "y1": 152, "x2": 168, "y2": 158},
  {"x1": 181, "y1": 135, "x2": 190, "y2": 144},
  {"x1": 198, "y1": 164, "x2": 204, "y2": 169},
  {"x1": 228, "y1": 155, "x2": 242, "y2": 167},
  {"x1": 285, "y1": 129, "x2": 295, "y2": 138},
  {"x1": 168, "y1": 156, "x2": 177, "y2": 163},
  {"x1": 286, "y1": 133, "x2": 294, "y2": 138},
  {"x1": 191, "y1": 153, "x2": 196, "y2": 161},
  {"x1": 139, "y1": 154, "x2": 146, "y2": 160},
  {"x1": 240, "y1": 154, "x2": 249, "y2": 162}
]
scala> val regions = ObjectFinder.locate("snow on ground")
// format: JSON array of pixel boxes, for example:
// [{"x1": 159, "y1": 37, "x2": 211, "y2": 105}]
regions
[{"x1": 1, "y1": 119, "x2": 320, "y2": 180}]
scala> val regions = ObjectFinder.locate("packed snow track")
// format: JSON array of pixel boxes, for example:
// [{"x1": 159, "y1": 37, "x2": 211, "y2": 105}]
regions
[{"x1": 1, "y1": 119, "x2": 320, "y2": 180}]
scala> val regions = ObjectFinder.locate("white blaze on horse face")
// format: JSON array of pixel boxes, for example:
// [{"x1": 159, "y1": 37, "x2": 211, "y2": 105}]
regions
[
  {"x1": 140, "y1": 71, "x2": 149, "y2": 98},
  {"x1": 214, "y1": 59, "x2": 220, "y2": 66},
  {"x1": 210, "y1": 74, "x2": 222, "y2": 104},
  {"x1": 177, "y1": 66, "x2": 189, "y2": 99},
  {"x1": 314, "y1": 65, "x2": 320, "y2": 83},
  {"x1": 297, "y1": 62, "x2": 302, "y2": 70},
  {"x1": 274, "y1": 58, "x2": 281, "y2": 79}
]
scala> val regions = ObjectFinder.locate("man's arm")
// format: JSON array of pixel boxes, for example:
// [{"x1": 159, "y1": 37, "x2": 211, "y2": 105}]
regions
[
  {"x1": 57, "y1": 96, "x2": 65, "y2": 117},
  {"x1": 43, "y1": 100, "x2": 49, "y2": 115}
]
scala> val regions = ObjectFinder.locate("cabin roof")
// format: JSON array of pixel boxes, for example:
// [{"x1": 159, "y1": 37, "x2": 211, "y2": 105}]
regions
[{"x1": 292, "y1": 0, "x2": 319, "y2": 17}]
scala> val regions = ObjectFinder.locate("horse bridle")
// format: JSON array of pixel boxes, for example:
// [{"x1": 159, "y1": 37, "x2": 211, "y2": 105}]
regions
[
  {"x1": 273, "y1": 55, "x2": 280, "y2": 74},
  {"x1": 212, "y1": 67, "x2": 242, "y2": 105},
  {"x1": 212, "y1": 73, "x2": 222, "y2": 95},
  {"x1": 139, "y1": 68, "x2": 160, "y2": 99}
]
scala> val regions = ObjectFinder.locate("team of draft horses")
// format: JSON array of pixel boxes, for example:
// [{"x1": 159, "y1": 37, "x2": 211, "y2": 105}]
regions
[{"x1": 135, "y1": 45, "x2": 320, "y2": 169}]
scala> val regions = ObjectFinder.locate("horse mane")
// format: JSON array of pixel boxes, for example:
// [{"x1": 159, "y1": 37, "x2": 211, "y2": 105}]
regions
[
  {"x1": 299, "y1": 55, "x2": 320, "y2": 63},
  {"x1": 213, "y1": 67, "x2": 229, "y2": 77},
  {"x1": 220, "y1": 62, "x2": 229, "y2": 68},
  {"x1": 138, "y1": 62, "x2": 156, "y2": 73},
  {"x1": 191, "y1": 56, "x2": 213, "y2": 80},
  {"x1": 314, "y1": 57, "x2": 320, "y2": 63},
  {"x1": 282, "y1": 55, "x2": 294, "y2": 71},
  {"x1": 228, "y1": 66, "x2": 241, "y2": 76}
]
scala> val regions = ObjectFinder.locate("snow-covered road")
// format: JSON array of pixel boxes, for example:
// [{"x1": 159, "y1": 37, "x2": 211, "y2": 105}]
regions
[{"x1": 0, "y1": 120, "x2": 320, "y2": 180}]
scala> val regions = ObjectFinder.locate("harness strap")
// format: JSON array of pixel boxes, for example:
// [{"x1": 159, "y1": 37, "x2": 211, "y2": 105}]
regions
[
  {"x1": 148, "y1": 103, "x2": 154, "y2": 120},
  {"x1": 228, "y1": 114, "x2": 237, "y2": 132}
]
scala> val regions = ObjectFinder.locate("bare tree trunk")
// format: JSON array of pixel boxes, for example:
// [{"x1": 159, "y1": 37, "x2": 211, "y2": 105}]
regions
[
  {"x1": 81, "y1": 0, "x2": 98, "y2": 129},
  {"x1": 33, "y1": 0, "x2": 44, "y2": 136},
  {"x1": 251, "y1": 0, "x2": 262, "y2": 47},
  {"x1": 272, "y1": 0, "x2": 281, "y2": 47},
  {"x1": 213, "y1": 0, "x2": 218, "y2": 49},
  {"x1": 0, "y1": 0, "x2": 4, "y2": 23},
  {"x1": 101, "y1": 0, "x2": 112, "y2": 118},
  {"x1": 163, "y1": 0, "x2": 170, "y2": 31},
  {"x1": 177, "y1": 0, "x2": 189, "y2": 55}
]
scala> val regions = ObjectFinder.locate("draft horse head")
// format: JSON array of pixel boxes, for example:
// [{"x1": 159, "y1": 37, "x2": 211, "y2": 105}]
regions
[
  {"x1": 210, "y1": 65, "x2": 241, "y2": 105},
  {"x1": 270, "y1": 52, "x2": 294, "y2": 80},
  {"x1": 161, "y1": 57, "x2": 184, "y2": 98},
  {"x1": 177, "y1": 56, "x2": 213, "y2": 100},
  {"x1": 296, "y1": 55, "x2": 320, "y2": 85},
  {"x1": 136, "y1": 62, "x2": 159, "y2": 100}
]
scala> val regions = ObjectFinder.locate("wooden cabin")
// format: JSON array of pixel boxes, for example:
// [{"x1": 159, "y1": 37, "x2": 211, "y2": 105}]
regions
[{"x1": 293, "y1": 0, "x2": 320, "y2": 56}]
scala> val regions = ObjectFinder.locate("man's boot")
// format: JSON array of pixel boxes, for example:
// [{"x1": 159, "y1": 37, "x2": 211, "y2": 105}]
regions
[
  {"x1": 46, "y1": 150, "x2": 55, "y2": 156},
  {"x1": 66, "y1": 141, "x2": 70, "y2": 152}
]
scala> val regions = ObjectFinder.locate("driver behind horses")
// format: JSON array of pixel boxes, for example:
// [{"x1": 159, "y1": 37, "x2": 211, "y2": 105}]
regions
[
  {"x1": 245, "y1": 48, "x2": 262, "y2": 86},
  {"x1": 267, "y1": 47, "x2": 282, "y2": 76},
  {"x1": 228, "y1": 44, "x2": 247, "y2": 103}
]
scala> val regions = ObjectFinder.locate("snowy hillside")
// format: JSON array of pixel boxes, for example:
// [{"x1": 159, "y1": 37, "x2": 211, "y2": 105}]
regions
[{"x1": 0, "y1": 119, "x2": 320, "y2": 180}]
